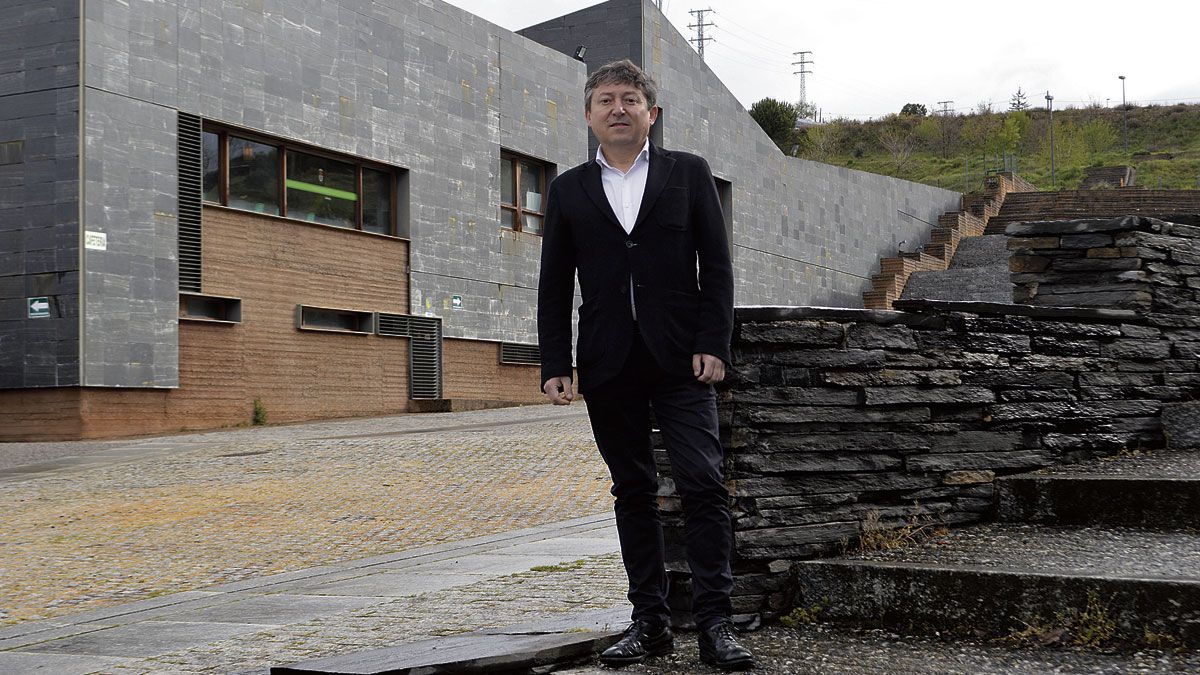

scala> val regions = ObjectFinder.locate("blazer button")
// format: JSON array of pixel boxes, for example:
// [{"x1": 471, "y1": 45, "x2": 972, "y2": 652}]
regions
[{"x1": 625, "y1": 240, "x2": 635, "y2": 248}]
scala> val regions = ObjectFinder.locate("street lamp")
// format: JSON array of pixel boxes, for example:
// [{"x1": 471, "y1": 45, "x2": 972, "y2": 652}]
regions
[
  {"x1": 1119, "y1": 75, "x2": 1128, "y2": 155},
  {"x1": 1046, "y1": 91, "x2": 1055, "y2": 189}
]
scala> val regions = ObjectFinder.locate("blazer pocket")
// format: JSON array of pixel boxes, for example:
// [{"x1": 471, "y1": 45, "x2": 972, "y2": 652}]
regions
[{"x1": 655, "y1": 186, "x2": 689, "y2": 230}]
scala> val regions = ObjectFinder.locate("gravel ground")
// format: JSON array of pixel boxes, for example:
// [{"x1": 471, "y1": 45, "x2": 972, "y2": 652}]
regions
[{"x1": 559, "y1": 623, "x2": 1200, "y2": 674}]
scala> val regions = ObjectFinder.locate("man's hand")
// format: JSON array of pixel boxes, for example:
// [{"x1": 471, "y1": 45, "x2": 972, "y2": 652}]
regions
[
  {"x1": 543, "y1": 376, "x2": 575, "y2": 405},
  {"x1": 693, "y1": 353, "x2": 726, "y2": 384}
]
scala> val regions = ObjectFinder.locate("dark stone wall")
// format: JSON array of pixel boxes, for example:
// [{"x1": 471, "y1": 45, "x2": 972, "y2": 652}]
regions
[
  {"x1": 659, "y1": 215, "x2": 1200, "y2": 625},
  {"x1": 0, "y1": 0, "x2": 81, "y2": 388},
  {"x1": 1011, "y1": 215, "x2": 1200, "y2": 313}
]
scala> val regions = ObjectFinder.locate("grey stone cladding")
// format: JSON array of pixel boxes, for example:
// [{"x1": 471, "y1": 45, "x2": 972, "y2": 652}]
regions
[
  {"x1": 38, "y1": 0, "x2": 587, "y2": 388},
  {"x1": 522, "y1": 0, "x2": 962, "y2": 309},
  {"x1": 0, "y1": 0, "x2": 81, "y2": 388},
  {"x1": 4, "y1": 0, "x2": 962, "y2": 389}
]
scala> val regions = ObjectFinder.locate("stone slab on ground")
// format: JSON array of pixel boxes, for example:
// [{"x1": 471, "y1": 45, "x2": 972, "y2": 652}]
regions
[
  {"x1": 998, "y1": 450, "x2": 1200, "y2": 527},
  {"x1": 271, "y1": 607, "x2": 628, "y2": 675},
  {"x1": 794, "y1": 523, "x2": 1200, "y2": 646}
]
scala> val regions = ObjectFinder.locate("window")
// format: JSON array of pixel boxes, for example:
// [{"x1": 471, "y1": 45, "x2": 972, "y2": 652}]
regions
[
  {"x1": 179, "y1": 293, "x2": 241, "y2": 324},
  {"x1": 201, "y1": 123, "x2": 402, "y2": 236},
  {"x1": 201, "y1": 131, "x2": 221, "y2": 203},
  {"x1": 500, "y1": 151, "x2": 550, "y2": 235},
  {"x1": 286, "y1": 151, "x2": 356, "y2": 228},
  {"x1": 228, "y1": 136, "x2": 280, "y2": 215},
  {"x1": 295, "y1": 305, "x2": 374, "y2": 334}
]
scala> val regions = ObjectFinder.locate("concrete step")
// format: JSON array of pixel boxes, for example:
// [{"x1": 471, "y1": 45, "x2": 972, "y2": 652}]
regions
[
  {"x1": 997, "y1": 450, "x2": 1200, "y2": 527},
  {"x1": 793, "y1": 523, "x2": 1200, "y2": 648},
  {"x1": 949, "y1": 234, "x2": 1010, "y2": 269},
  {"x1": 899, "y1": 267, "x2": 1013, "y2": 303},
  {"x1": 899, "y1": 235, "x2": 1013, "y2": 304}
]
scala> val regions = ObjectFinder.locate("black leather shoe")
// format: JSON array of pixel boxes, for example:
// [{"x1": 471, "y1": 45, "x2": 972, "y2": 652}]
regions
[
  {"x1": 699, "y1": 620, "x2": 755, "y2": 671},
  {"x1": 599, "y1": 619, "x2": 674, "y2": 666}
]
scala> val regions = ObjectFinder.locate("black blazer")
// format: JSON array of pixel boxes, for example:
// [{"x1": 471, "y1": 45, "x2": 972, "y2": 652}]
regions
[{"x1": 537, "y1": 143, "x2": 734, "y2": 394}]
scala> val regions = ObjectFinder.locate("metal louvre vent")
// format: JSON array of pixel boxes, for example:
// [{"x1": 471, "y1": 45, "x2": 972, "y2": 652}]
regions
[
  {"x1": 177, "y1": 112, "x2": 203, "y2": 293},
  {"x1": 376, "y1": 313, "x2": 412, "y2": 337},
  {"x1": 377, "y1": 313, "x2": 443, "y2": 399},
  {"x1": 408, "y1": 316, "x2": 443, "y2": 399},
  {"x1": 499, "y1": 342, "x2": 540, "y2": 365}
]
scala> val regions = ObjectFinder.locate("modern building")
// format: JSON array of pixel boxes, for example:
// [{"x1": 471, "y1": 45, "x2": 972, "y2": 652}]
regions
[{"x1": 0, "y1": 0, "x2": 960, "y2": 441}]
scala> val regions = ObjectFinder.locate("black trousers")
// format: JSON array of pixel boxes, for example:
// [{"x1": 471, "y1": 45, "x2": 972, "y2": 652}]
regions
[{"x1": 584, "y1": 331, "x2": 734, "y2": 630}]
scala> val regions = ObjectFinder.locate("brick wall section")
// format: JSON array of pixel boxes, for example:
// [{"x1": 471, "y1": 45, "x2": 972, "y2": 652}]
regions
[
  {"x1": 0, "y1": 389, "x2": 85, "y2": 442},
  {"x1": 1010, "y1": 215, "x2": 1200, "y2": 313},
  {"x1": 0, "y1": 208, "x2": 416, "y2": 441},
  {"x1": 442, "y1": 338, "x2": 547, "y2": 407}
]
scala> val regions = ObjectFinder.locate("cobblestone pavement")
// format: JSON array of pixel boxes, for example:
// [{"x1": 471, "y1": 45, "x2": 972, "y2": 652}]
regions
[{"x1": 0, "y1": 405, "x2": 612, "y2": 626}]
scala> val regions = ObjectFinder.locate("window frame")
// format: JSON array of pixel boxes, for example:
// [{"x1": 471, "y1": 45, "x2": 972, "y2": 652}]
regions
[
  {"x1": 500, "y1": 150, "x2": 549, "y2": 235},
  {"x1": 202, "y1": 123, "x2": 401, "y2": 238}
]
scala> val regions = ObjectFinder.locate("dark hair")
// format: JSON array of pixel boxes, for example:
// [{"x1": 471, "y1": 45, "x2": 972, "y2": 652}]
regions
[{"x1": 584, "y1": 59, "x2": 658, "y2": 111}]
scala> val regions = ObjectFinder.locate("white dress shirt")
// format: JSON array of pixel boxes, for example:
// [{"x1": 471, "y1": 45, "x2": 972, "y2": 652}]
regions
[
  {"x1": 596, "y1": 139, "x2": 651, "y2": 234},
  {"x1": 596, "y1": 139, "x2": 651, "y2": 319}
]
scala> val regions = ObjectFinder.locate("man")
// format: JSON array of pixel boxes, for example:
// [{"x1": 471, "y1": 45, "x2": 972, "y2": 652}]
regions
[{"x1": 537, "y1": 59, "x2": 753, "y2": 671}]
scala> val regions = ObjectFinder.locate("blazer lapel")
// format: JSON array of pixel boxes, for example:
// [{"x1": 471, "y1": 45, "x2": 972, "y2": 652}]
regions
[
  {"x1": 580, "y1": 161, "x2": 622, "y2": 230},
  {"x1": 632, "y1": 144, "x2": 675, "y2": 232}
]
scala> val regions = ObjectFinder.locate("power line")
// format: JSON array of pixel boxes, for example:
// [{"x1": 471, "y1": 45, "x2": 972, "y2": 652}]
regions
[
  {"x1": 937, "y1": 100, "x2": 955, "y2": 115},
  {"x1": 710, "y1": 10, "x2": 794, "y2": 51},
  {"x1": 688, "y1": 8, "x2": 715, "y2": 61}
]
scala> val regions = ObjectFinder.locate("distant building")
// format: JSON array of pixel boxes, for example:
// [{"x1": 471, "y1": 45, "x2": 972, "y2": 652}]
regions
[{"x1": 0, "y1": 0, "x2": 959, "y2": 440}]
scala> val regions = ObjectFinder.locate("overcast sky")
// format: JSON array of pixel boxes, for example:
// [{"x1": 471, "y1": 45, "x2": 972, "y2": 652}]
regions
[{"x1": 444, "y1": 0, "x2": 1200, "y2": 120}]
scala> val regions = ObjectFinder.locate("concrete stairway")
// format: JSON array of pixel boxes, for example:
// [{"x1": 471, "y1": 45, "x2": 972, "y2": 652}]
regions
[
  {"x1": 985, "y1": 190, "x2": 1200, "y2": 235},
  {"x1": 864, "y1": 173, "x2": 1035, "y2": 310},
  {"x1": 791, "y1": 405, "x2": 1200, "y2": 650},
  {"x1": 899, "y1": 234, "x2": 1013, "y2": 304},
  {"x1": 1079, "y1": 165, "x2": 1137, "y2": 190}
]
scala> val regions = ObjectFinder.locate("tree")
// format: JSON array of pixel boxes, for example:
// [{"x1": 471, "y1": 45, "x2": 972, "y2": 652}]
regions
[
  {"x1": 877, "y1": 115, "x2": 917, "y2": 173},
  {"x1": 1079, "y1": 119, "x2": 1119, "y2": 161},
  {"x1": 990, "y1": 111, "x2": 1030, "y2": 158},
  {"x1": 1009, "y1": 88, "x2": 1030, "y2": 111},
  {"x1": 1039, "y1": 119, "x2": 1087, "y2": 169},
  {"x1": 900, "y1": 103, "x2": 928, "y2": 117},
  {"x1": 801, "y1": 124, "x2": 842, "y2": 162},
  {"x1": 959, "y1": 113, "x2": 1001, "y2": 155},
  {"x1": 749, "y1": 97, "x2": 799, "y2": 152}
]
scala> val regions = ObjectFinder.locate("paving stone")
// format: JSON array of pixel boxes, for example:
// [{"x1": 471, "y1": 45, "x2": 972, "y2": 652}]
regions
[
  {"x1": 303, "y1": 572, "x2": 487, "y2": 598},
  {"x1": 24, "y1": 620, "x2": 270, "y2": 658},
  {"x1": 0, "y1": 406, "x2": 610, "y2": 625},
  {"x1": 0, "y1": 652, "x2": 140, "y2": 674},
  {"x1": 150, "y1": 594, "x2": 386, "y2": 626}
]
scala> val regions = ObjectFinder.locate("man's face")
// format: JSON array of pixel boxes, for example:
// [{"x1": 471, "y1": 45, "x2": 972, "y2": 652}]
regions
[{"x1": 586, "y1": 81, "x2": 658, "y2": 152}]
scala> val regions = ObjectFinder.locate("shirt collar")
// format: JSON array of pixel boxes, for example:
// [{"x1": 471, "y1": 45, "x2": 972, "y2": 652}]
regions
[{"x1": 596, "y1": 139, "x2": 651, "y2": 173}]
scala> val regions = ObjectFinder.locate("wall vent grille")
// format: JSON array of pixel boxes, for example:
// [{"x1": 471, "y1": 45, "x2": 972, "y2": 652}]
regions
[
  {"x1": 377, "y1": 313, "x2": 443, "y2": 399},
  {"x1": 499, "y1": 342, "x2": 541, "y2": 365},
  {"x1": 177, "y1": 112, "x2": 204, "y2": 293}
]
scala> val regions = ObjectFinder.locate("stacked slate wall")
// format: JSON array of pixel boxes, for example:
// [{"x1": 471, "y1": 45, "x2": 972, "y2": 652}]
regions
[
  {"x1": 1011, "y1": 215, "x2": 1200, "y2": 313},
  {"x1": 659, "y1": 214, "x2": 1200, "y2": 626}
]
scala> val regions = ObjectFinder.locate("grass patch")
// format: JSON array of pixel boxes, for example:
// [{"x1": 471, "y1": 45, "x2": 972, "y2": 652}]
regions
[
  {"x1": 780, "y1": 599, "x2": 826, "y2": 628},
  {"x1": 529, "y1": 559, "x2": 588, "y2": 573},
  {"x1": 849, "y1": 510, "x2": 949, "y2": 554},
  {"x1": 1006, "y1": 590, "x2": 1117, "y2": 648}
]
